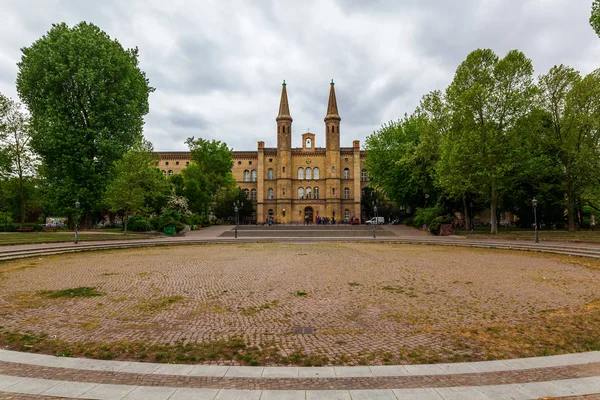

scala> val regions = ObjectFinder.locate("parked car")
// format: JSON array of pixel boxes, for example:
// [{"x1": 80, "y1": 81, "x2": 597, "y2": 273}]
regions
[
  {"x1": 350, "y1": 217, "x2": 360, "y2": 225},
  {"x1": 365, "y1": 217, "x2": 385, "y2": 225}
]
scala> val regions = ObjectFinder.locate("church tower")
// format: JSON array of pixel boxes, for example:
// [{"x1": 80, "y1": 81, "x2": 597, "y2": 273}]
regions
[
  {"x1": 325, "y1": 80, "x2": 341, "y2": 220},
  {"x1": 325, "y1": 79, "x2": 341, "y2": 151},
  {"x1": 277, "y1": 80, "x2": 292, "y2": 151},
  {"x1": 276, "y1": 80, "x2": 292, "y2": 222}
]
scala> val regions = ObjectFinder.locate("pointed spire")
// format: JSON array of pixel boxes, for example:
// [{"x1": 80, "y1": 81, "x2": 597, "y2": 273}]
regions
[
  {"x1": 325, "y1": 79, "x2": 341, "y2": 121},
  {"x1": 276, "y1": 80, "x2": 292, "y2": 122}
]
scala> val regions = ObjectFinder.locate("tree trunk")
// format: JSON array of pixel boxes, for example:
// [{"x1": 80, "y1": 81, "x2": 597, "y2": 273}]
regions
[
  {"x1": 124, "y1": 211, "x2": 129, "y2": 234},
  {"x1": 462, "y1": 196, "x2": 470, "y2": 232},
  {"x1": 490, "y1": 186, "x2": 498, "y2": 234},
  {"x1": 567, "y1": 180, "x2": 576, "y2": 232},
  {"x1": 18, "y1": 177, "x2": 25, "y2": 224}
]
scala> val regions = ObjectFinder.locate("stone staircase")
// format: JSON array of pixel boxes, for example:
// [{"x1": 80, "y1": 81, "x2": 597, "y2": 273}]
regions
[{"x1": 218, "y1": 224, "x2": 397, "y2": 238}]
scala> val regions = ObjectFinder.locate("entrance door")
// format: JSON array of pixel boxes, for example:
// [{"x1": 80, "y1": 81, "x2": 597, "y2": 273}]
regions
[{"x1": 304, "y1": 207, "x2": 314, "y2": 224}]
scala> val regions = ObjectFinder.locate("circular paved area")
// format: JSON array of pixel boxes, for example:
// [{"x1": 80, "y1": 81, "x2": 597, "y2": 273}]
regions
[{"x1": 1, "y1": 243, "x2": 599, "y2": 366}]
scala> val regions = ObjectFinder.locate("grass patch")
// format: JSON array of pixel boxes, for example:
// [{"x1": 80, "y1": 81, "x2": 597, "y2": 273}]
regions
[
  {"x1": 240, "y1": 300, "x2": 279, "y2": 316},
  {"x1": 40, "y1": 287, "x2": 104, "y2": 298},
  {"x1": 0, "y1": 232, "x2": 152, "y2": 246},
  {"x1": 134, "y1": 296, "x2": 184, "y2": 313},
  {"x1": 348, "y1": 282, "x2": 361, "y2": 287},
  {"x1": 295, "y1": 291, "x2": 308, "y2": 297}
]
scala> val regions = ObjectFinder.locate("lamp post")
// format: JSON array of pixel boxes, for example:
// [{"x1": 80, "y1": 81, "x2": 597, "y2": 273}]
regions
[
  {"x1": 74, "y1": 200, "x2": 80, "y2": 244},
  {"x1": 532, "y1": 197, "x2": 539, "y2": 243},
  {"x1": 282, "y1": 208, "x2": 286, "y2": 225},
  {"x1": 233, "y1": 200, "x2": 243, "y2": 239}
]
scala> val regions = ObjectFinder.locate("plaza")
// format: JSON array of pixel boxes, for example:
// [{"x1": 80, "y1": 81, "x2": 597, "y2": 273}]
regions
[{"x1": 0, "y1": 226, "x2": 600, "y2": 398}]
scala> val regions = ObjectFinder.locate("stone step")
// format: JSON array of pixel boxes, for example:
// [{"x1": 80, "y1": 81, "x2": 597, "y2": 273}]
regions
[{"x1": 219, "y1": 229, "x2": 396, "y2": 237}]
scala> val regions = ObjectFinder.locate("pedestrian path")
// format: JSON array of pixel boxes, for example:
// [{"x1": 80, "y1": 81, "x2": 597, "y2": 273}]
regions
[{"x1": 0, "y1": 350, "x2": 599, "y2": 399}]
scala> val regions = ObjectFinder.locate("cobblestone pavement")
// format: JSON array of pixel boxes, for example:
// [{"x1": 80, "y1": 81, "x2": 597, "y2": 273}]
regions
[{"x1": 1, "y1": 243, "x2": 599, "y2": 364}]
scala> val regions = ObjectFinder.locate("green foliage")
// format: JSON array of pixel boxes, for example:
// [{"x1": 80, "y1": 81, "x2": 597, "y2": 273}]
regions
[
  {"x1": 40, "y1": 287, "x2": 103, "y2": 298},
  {"x1": 104, "y1": 140, "x2": 170, "y2": 233},
  {"x1": 428, "y1": 216, "x2": 453, "y2": 235},
  {"x1": 127, "y1": 215, "x2": 153, "y2": 232},
  {"x1": 439, "y1": 49, "x2": 536, "y2": 234},
  {"x1": 181, "y1": 137, "x2": 235, "y2": 215},
  {"x1": 158, "y1": 209, "x2": 186, "y2": 232},
  {"x1": 412, "y1": 206, "x2": 444, "y2": 228},
  {"x1": 591, "y1": 0, "x2": 600, "y2": 37},
  {"x1": 0, "y1": 93, "x2": 36, "y2": 223},
  {"x1": 17, "y1": 22, "x2": 154, "y2": 221},
  {"x1": 213, "y1": 187, "x2": 252, "y2": 220}
]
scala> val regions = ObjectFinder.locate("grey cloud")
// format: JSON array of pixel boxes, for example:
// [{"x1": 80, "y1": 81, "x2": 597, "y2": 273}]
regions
[{"x1": 0, "y1": 0, "x2": 599, "y2": 152}]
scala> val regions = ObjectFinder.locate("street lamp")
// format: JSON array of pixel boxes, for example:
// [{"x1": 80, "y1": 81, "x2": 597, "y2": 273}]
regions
[
  {"x1": 233, "y1": 200, "x2": 243, "y2": 239},
  {"x1": 532, "y1": 197, "x2": 539, "y2": 243},
  {"x1": 74, "y1": 200, "x2": 80, "y2": 244},
  {"x1": 282, "y1": 207, "x2": 286, "y2": 225}
]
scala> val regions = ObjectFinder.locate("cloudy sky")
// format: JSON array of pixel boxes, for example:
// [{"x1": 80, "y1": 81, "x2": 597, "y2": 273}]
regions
[{"x1": 1, "y1": 0, "x2": 599, "y2": 151}]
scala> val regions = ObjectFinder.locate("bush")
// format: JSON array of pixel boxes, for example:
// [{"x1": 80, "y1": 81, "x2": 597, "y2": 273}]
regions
[
  {"x1": 0, "y1": 223, "x2": 18, "y2": 232},
  {"x1": 158, "y1": 210, "x2": 185, "y2": 233},
  {"x1": 127, "y1": 215, "x2": 153, "y2": 232},
  {"x1": 429, "y1": 215, "x2": 454, "y2": 235},
  {"x1": 412, "y1": 206, "x2": 444, "y2": 229},
  {"x1": 19, "y1": 223, "x2": 43, "y2": 232}
]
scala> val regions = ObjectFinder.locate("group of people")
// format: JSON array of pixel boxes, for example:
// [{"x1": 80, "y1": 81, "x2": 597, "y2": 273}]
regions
[{"x1": 311, "y1": 216, "x2": 335, "y2": 225}]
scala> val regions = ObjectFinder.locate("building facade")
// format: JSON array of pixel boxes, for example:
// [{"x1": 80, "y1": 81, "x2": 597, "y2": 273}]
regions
[{"x1": 157, "y1": 81, "x2": 369, "y2": 224}]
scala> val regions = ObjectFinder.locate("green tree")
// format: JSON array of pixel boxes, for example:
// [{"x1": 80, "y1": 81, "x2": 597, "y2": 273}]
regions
[
  {"x1": 181, "y1": 137, "x2": 235, "y2": 215},
  {"x1": 538, "y1": 65, "x2": 600, "y2": 230},
  {"x1": 104, "y1": 140, "x2": 169, "y2": 233},
  {"x1": 591, "y1": 0, "x2": 600, "y2": 37},
  {"x1": 213, "y1": 187, "x2": 252, "y2": 220},
  {"x1": 16, "y1": 22, "x2": 153, "y2": 225},
  {"x1": 0, "y1": 94, "x2": 36, "y2": 223},
  {"x1": 440, "y1": 49, "x2": 536, "y2": 234}
]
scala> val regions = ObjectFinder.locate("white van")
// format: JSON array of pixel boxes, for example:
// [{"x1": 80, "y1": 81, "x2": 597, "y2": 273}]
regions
[{"x1": 365, "y1": 217, "x2": 385, "y2": 225}]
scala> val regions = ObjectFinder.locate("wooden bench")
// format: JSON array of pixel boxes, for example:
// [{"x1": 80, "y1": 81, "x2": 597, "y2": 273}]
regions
[
  {"x1": 17, "y1": 226, "x2": 34, "y2": 232},
  {"x1": 43, "y1": 226, "x2": 58, "y2": 231}
]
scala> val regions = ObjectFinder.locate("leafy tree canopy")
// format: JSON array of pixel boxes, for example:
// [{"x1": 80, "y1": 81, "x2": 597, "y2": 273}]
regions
[{"x1": 16, "y1": 21, "x2": 154, "y2": 221}]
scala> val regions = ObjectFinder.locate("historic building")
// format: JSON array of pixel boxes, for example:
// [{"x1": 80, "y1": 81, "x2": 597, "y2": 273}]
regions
[{"x1": 157, "y1": 81, "x2": 369, "y2": 223}]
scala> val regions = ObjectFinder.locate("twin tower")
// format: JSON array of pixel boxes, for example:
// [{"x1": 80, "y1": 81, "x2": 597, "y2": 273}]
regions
[{"x1": 275, "y1": 79, "x2": 341, "y2": 152}]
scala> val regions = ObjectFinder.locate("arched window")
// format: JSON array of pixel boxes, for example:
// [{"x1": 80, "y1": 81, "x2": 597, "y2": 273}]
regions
[
  {"x1": 298, "y1": 167, "x2": 304, "y2": 180},
  {"x1": 306, "y1": 187, "x2": 312, "y2": 199},
  {"x1": 282, "y1": 188, "x2": 286, "y2": 197},
  {"x1": 332, "y1": 187, "x2": 336, "y2": 196},
  {"x1": 345, "y1": 209, "x2": 350, "y2": 220},
  {"x1": 344, "y1": 187, "x2": 350, "y2": 199},
  {"x1": 313, "y1": 168, "x2": 320, "y2": 180},
  {"x1": 168, "y1": 170, "x2": 174, "y2": 176},
  {"x1": 282, "y1": 126, "x2": 285, "y2": 134},
  {"x1": 162, "y1": 170, "x2": 166, "y2": 176},
  {"x1": 361, "y1": 169, "x2": 368, "y2": 181},
  {"x1": 306, "y1": 168, "x2": 312, "y2": 180},
  {"x1": 250, "y1": 188, "x2": 257, "y2": 200},
  {"x1": 244, "y1": 170, "x2": 250, "y2": 182},
  {"x1": 361, "y1": 188, "x2": 366, "y2": 196},
  {"x1": 268, "y1": 168, "x2": 274, "y2": 180},
  {"x1": 344, "y1": 168, "x2": 350, "y2": 179},
  {"x1": 298, "y1": 187, "x2": 304, "y2": 199},
  {"x1": 251, "y1": 170, "x2": 257, "y2": 182},
  {"x1": 268, "y1": 188, "x2": 274, "y2": 199},
  {"x1": 243, "y1": 188, "x2": 249, "y2": 198},
  {"x1": 314, "y1": 187, "x2": 319, "y2": 199}
]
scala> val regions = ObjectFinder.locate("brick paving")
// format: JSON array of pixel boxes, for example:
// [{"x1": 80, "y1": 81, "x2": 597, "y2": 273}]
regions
[
  {"x1": 0, "y1": 360, "x2": 599, "y2": 390},
  {"x1": 1, "y1": 243, "x2": 600, "y2": 365}
]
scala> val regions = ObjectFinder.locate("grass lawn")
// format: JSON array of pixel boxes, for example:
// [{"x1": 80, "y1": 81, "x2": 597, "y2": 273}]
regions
[
  {"x1": 0, "y1": 232, "x2": 152, "y2": 245},
  {"x1": 454, "y1": 228, "x2": 600, "y2": 243}
]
